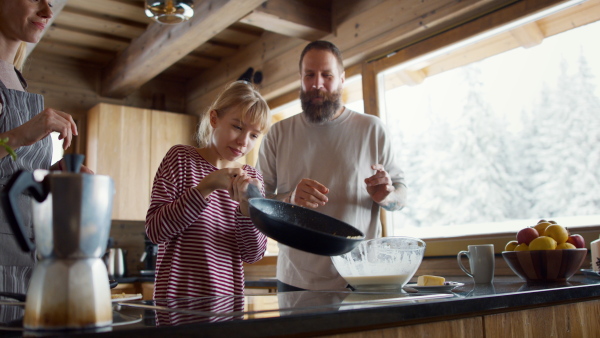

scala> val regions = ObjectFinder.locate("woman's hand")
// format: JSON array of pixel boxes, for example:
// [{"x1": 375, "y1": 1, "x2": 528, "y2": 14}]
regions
[
  {"x1": 4, "y1": 108, "x2": 78, "y2": 151},
  {"x1": 195, "y1": 168, "x2": 244, "y2": 199}
]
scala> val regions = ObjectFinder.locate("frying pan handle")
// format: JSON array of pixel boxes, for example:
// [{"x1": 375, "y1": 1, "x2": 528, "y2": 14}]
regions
[{"x1": 246, "y1": 183, "x2": 262, "y2": 199}]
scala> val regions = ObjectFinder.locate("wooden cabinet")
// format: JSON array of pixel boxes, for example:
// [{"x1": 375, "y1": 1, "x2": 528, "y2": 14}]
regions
[
  {"x1": 87, "y1": 103, "x2": 198, "y2": 220},
  {"x1": 328, "y1": 299, "x2": 600, "y2": 337},
  {"x1": 484, "y1": 300, "x2": 600, "y2": 338},
  {"x1": 330, "y1": 317, "x2": 483, "y2": 338}
]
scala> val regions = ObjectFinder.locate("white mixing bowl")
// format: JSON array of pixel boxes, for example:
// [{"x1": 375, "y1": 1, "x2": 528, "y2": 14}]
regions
[{"x1": 331, "y1": 236, "x2": 426, "y2": 291}]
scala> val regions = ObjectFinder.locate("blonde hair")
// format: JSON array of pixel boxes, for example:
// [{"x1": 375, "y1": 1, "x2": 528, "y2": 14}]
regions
[
  {"x1": 196, "y1": 81, "x2": 270, "y2": 148},
  {"x1": 13, "y1": 42, "x2": 28, "y2": 71}
]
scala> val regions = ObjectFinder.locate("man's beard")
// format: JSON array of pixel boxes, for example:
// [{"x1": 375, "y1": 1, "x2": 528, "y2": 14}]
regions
[{"x1": 300, "y1": 88, "x2": 342, "y2": 124}]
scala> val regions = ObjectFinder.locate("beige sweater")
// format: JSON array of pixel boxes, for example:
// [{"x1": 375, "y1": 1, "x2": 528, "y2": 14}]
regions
[
  {"x1": 257, "y1": 108, "x2": 406, "y2": 290},
  {"x1": 0, "y1": 59, "x2": 26, "y2": 114}
]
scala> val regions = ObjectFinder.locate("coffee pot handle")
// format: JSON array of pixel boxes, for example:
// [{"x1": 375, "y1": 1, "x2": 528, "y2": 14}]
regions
[{"x1": 0, "y1": 170, "x2": 48, "y2": 252}]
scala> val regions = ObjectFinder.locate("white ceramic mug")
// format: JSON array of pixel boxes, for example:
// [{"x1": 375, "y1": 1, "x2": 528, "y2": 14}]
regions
[{"x1": 457, "y1": 244, "x2": 495, "y2": 284}]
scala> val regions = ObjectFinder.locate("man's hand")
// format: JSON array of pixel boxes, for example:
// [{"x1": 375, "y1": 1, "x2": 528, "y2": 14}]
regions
[
  {"x1": 289, "y1": 178, "x2": 329, "y2": 209},
  {"x1": 364, "y1": 164, "x2": 406, "y2": 211},
  {"x1": 365, "y1": 164, "x2": 395, "y2": 204}
]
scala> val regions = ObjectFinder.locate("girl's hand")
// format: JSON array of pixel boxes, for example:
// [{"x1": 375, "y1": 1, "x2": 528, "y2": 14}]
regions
[
  {"x1": 229, "y1": 172, "x2": 261, "y2": 216},
  {"x1": 195, "y1": 168, "x2": 244, "y2": 199}
]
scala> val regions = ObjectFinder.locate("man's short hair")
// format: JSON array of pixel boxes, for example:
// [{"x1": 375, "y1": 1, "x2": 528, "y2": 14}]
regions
[{"x1": 299, "y1": 40, "x2": 344, "y2": 73}]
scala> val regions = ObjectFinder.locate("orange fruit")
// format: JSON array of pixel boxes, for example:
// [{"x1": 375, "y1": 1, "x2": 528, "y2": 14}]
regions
[
  {"x1": 532, "y1": 222, "x2": 551, "y2": 236},
  {"x1": 544, "y1": 224, "x2": 569, "y2": 244},
  {"x1": 529, "y1": 236, "x2": 557, "y2": 250},
  {"x1": 515, "y1": 243, "x2": 529, "y2": 251},
  {"x1": 556, "y1": 242, "x2": 576, "y2": 250},
  {"x1": 505, "y1": 240, "x2": 518, "y2": 251}
]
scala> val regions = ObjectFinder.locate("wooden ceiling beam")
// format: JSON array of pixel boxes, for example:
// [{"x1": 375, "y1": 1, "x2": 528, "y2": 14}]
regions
[
  {"x1": 177, "y1": 54, "x2": 220, "y2": 69},
  {"x1": 100, "y1": 0, "x2": 265, "y2": 98},
  {"x1": 240, "y1": 0, "x2": 331, "y2": 40},
  {"x1": 25, "y1": 0, "x2": 67, "y2": 57},
  {"x1": 395, "y1": 69, "x2": 426, "y2": 86},
  {"x1": 31, "y1": 42, "x2": 114, "y2": 65},
  {"x1": 191, "y1": 41, "x2": 238, "y2": 58},
  {"x1": 54, "y1": 10, "x2": 146, "y2": 39},
  {"x1": 212, "y1": 27, "x2": 263, "y2": 46},
  {"x1": 42, "y1": 26, "x2": 129, "y2": 53},
  {"x1": 66, "y1": 0, "x2": 151, "y2": 24},
  {"x1": 510, "y1": 22, "x2": 545, "y2": 48}
]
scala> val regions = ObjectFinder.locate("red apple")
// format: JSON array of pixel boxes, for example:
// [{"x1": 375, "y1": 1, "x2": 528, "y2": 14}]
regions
[
  {"x1": 567, "y1": 234, "x2": 586, "y2": 248},
  {"x1": 517, "y1": 227, "x2": 539, "y2": 245}
]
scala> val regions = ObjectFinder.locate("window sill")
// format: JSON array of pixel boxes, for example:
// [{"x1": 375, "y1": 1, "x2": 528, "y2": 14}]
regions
[{"x1": 422, "y1": 225, "x2": 600, "y2": 257}]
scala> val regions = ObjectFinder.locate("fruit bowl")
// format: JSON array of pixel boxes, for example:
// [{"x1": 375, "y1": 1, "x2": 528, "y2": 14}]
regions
[
  {"x1": 331, "y1": 236, "x2": 425, "y2": 291},
  {"x1": 502, "y1": 249, "x2": 587, "y2": 284}
]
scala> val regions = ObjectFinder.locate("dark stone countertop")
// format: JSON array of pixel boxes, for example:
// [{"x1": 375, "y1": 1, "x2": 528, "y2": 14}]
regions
[
  {"x1": 105, "y1": 274, "x2": 600, "y2": 337},
  {"x1": 114, "y1": 276, "x2": 155, "y2": 284},
  {"x1": 4, "y1": 274, "x2": 600, "y2": 337},
  {"x1": 113, "y1": 276, "x2": 278, "y2": 289}
]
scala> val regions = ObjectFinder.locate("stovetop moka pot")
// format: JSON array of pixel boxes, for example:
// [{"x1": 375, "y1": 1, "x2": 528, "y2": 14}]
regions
[{"x1": 1, "y1": 154, "x2": 115, "y2": 331}]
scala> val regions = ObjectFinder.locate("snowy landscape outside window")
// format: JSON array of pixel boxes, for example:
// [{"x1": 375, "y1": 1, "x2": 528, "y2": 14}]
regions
[{"x1": 381, "y1": 20, "x2": 600, "y2": 238}]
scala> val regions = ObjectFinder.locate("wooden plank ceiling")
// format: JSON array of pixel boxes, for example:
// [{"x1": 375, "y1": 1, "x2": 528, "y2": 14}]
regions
[
  {"x1": 26, "y1": 0, "x2": 591, "y2": 115},
  {"x1": 29, "y1": 0, "x2": 331, "y2": 96}
]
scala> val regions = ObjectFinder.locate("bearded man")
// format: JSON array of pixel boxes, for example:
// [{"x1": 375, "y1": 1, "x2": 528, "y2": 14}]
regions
[{"x1": 256, "y1": 40, "x2": 407, "y2": 292}]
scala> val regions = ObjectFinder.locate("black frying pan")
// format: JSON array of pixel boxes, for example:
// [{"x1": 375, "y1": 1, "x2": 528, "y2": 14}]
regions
[{"x1": 247, "y1": 185, "x2": 364, "y2": 256}]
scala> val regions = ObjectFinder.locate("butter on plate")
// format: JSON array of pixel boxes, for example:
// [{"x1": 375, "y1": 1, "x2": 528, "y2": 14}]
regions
[{"x1": 417, "y1": 275, "x2": 446, "y2": 286}]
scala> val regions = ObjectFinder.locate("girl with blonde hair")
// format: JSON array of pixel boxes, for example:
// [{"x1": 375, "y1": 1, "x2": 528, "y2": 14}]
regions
[{"x1": 146, "y1": 80, "x2": 270, "y2": 302}]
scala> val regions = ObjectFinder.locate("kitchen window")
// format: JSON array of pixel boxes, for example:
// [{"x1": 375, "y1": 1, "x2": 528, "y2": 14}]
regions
[{"x1": 380, "y1": 18, "x2": 600, "y2": 239}]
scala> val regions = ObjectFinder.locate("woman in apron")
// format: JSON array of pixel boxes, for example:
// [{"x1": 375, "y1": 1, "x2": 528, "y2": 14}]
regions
[{"x1": 0, "y1": 0, "x2": 88, "y2": 322}]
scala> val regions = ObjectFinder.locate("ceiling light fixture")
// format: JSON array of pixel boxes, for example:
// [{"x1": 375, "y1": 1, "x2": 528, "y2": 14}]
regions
[{"x1": 145, "y1": 0, "x2": 194, "y2": 25}]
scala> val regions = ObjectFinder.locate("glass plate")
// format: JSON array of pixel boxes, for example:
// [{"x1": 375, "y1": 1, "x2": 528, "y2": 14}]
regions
[{"x1": 404, "y1": 281, "x2": 464, "y2": 292}]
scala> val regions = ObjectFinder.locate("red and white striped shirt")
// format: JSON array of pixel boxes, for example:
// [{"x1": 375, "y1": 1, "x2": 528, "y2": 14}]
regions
[{"x1": 146, "y1": 145, "x2": 267, "y2": 298}]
